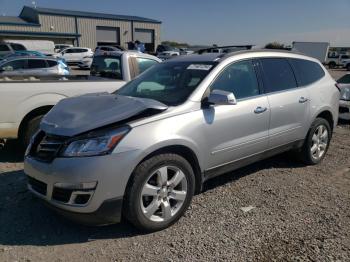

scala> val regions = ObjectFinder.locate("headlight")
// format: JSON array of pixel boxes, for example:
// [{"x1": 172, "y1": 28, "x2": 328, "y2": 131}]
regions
[
  {"x1": 61, "y1": 127, "x2": 129, "y2": 157},
  {"x1": 341, "y1": 87, "x2": 350, "y2": 101}
]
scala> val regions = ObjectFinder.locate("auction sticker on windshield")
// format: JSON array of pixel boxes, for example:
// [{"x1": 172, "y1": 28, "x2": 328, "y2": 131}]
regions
[{"x1": 187, "y1": 64, "x2": 213, "y2": 70}]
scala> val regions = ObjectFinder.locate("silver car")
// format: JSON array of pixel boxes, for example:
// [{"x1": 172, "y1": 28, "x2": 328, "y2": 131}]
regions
[
  {"x1": 25, "y1": 50, "x2": 339, "y2": 231},
  {"x1": 0, "y1": 56, "x2": 70, "y2": 76}
]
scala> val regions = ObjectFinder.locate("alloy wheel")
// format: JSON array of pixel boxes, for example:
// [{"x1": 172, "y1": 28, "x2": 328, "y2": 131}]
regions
[
  {"x1": 310, "y1": 124, "x2": 329, "y2": 160},
  {"x1": 140, "y1": 166, "x2": 188, "y2": 222}
]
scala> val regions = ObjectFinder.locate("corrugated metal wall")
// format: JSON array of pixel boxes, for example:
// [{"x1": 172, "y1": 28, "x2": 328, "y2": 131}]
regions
[
  {"x1": 0, "y1": 15, "x2": 161, "y2": 51},
  {"x1": 0, "y1": 15, "x2": 75, "y2": 33}
]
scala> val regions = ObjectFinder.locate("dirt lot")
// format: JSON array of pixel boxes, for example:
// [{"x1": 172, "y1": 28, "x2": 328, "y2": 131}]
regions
[{"x1": 0, "y1": 70, "x2": 349, "y2": 262}]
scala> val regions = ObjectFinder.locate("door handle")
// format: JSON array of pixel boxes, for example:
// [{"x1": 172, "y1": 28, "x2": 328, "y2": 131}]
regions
[
  {"x1": 299, "y1": 97, "x2": 309, "y2": 103},
  {"x1": 254, "y1": 106, "x2": 267, "y2": 114}
]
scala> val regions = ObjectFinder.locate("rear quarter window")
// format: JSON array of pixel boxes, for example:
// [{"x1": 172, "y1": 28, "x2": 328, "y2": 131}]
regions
[
  {"x1": 47, "y1": 60, "x2": 58, "y2": 67},
  {"x1": 289, "y1": 58, "x2": 325, "y2": 86}
]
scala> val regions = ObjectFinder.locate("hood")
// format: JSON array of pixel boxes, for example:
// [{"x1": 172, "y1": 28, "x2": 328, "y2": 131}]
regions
[{"x1": 41, "y1": 93, "x2": 168, "y2": 137}]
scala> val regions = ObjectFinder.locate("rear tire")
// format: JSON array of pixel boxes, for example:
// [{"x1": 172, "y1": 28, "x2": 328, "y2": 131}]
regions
[
  {"x1": 124, "y1": 153, "x2": 195, "y2": 232},
  {"x1": 22, "y1": 115, "x2": 43, "y2": 148},
  {"x1": 300, "y1": 118, "x2": 331, "y2": 165}
]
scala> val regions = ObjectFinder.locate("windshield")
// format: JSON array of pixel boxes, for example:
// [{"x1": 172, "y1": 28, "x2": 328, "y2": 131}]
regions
[
  {"x1": 90, "y1": 55, "x2": 122, "y2": 80},
  {"x1": 115, "y1": 61, "x2": 216, "y2": 106},
  {"x1": 338, "y1": 74, "x2": 350, "y2": 84}
]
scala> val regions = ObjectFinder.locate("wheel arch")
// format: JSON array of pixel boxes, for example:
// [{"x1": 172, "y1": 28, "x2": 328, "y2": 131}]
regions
[
  {"x1": 18, "y1": 105, "x2": 54, "y2": 139},
  {"x1": 128, "y1": 145, "x2": 203, "y2": 195}
]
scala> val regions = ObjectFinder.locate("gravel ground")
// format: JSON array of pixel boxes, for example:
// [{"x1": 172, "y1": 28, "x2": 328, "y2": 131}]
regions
[{"x1": 0, "y1": 69, "x2": 349, "y2": 262}]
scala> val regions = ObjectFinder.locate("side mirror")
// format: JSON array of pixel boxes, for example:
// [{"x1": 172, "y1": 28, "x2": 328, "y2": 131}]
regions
[{"x1": 207, "y1": 89, "x2": 237, "y2": 106}]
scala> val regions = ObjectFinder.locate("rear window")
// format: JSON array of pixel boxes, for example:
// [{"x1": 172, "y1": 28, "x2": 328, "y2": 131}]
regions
[
  {"x1": 28, "y1": 59, "x2": 47, "y2": 69},
  {"x1": 47, "y1": 60, "x2": 58, "y2": 67},
  {"x1": 90, "y1": 55, "x2": 122, "y2": 79},
  {"x1": 260, "y1": 58, "x2": 297, "y2": 93},
  {"x1": 289, "y1": 58, "x2": 325, "y2": 86},
  {"x1": 0, "y1": 44, "x2": 10, "y2": 51},
  {"x1": 10, "y1": 43, "x2": 26, "y2": 51}
]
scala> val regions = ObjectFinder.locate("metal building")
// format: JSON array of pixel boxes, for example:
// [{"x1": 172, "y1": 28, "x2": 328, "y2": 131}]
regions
[{"x1": 0, "y1": 6, "x2": 161, "y2": 52}]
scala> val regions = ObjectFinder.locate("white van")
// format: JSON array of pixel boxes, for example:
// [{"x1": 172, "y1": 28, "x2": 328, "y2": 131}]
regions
[{"x1": 3, "y1": 40, "x2": 55, "y2": 56}]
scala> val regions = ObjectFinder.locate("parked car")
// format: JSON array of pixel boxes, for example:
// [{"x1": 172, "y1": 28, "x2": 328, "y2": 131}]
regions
[
  {"x1": 156, "y1": 45, "x2": 180, "y2": 60},
  {"x1": 336, "y1": 74, "x2": 350, "y2": 116},
  {"x1": 95, "y1": 45, "x2": 124, "y2": 55},
  {"x1": 3, "y1": 50, "x2": 67, "y2": 64},
  {"x1": 340, "y1": 58, "x2": 350, "y2": 71},
  {"x1": 327, "y1": 54, "x2": 350, "y2": 69},
  {"x1": 0, "y1": 42, "x2": 26, "y2": 59},
  {"x1": 77, "y1": 56, "x2": 93, "y2": 69},
  {"x1": 179, "y1": 48, "x2": 194, "y2": 55},
  {"x1": 55, "y1": 44, "x2": 73, "y2": 53},
  {"x1": 3, "y1": 39, "x2": 55, "y2": 56},
  {"x1": 0, "y1": 51, "x2": 160, "y2": 146},
  {"x1": 24, "y1": 50, "x2": 339, "y2": 231},
  {"x1": 0, "y1": 56, "x2": 69, "y2": 77},
  {"x1": 54, "y1": 47, "x2": 93, "y2": 64}
]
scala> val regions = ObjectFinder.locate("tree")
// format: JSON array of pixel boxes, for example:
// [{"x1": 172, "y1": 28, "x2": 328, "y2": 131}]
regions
[
  {"x1": 161, "y1": 41, "x2": 190, "y2": 48},
  {"x1": 265, "y1": 42, "x2": 286, "y2": 50}
]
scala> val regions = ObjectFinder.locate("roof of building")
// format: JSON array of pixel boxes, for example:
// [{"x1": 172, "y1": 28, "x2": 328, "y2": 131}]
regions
[
  {"x1": 31, "y1": 6, "x2": 161, "y2": 23},
  {"x1": 0, "y1": 15, "x2": 39, "y2": 26}
]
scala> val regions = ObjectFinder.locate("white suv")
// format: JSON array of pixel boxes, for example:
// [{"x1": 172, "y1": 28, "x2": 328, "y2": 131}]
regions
[{"x1": 55, "y1": 47, "x2": 93, "y2": 64}]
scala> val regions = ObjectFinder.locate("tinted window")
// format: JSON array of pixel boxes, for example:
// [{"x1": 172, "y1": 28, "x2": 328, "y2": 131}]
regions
[
  {"x1": 337, "y1": 74, "x2": 350, "y2": 84},
  {"x1": 116, "y1": 62, "x2": 216, "y2": 106},
  {"x1": 1, "y1": 59, "x2": 26, "y2": 71},
  {"x1": 136, "y1": 58, "x2": 158, "y2": 74},
  {"x1": 0, "y1": 44, "x2": 10, "y2": 51},
  {"x1": 47, "y1": 60, "x2": 58, "y2": 67},
  {"x1": 10, "y1": 44, "x2": 26, "y2": 51},
  {"x1": 64, "y1": 49, "x2": 73, "y2": 53},
  {"x1": 91, "y1": 56, "x2": 122, "y2": 79},
  {"x1": 260, "y1": 58, "x2": 297, "y2": 93},
  {"x1": 28, "y1": 59, "x2": 47, "y2": 69},
  {"x1": 289, "y1": 58, "x2": 325, "y2": 86},
  {"x1": 210, "y1": 60, "x2": 260, "y2": 99},
  {"x1": 74, "y1": 48, "x2": 88, "y2": 53}
]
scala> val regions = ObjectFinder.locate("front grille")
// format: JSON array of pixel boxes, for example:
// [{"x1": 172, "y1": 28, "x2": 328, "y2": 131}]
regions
[
  {"x1": 30, "y1": 131, "x2": 66, "y2": 162},
  {"x1": 27, "y1": 176, "x2": 47, "y2": 196},
  {"x1": 52, "y1": 187, "x2": 73, "y2": 203}
]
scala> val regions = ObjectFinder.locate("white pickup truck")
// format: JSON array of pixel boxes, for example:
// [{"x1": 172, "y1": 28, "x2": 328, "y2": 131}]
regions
[{"x1": 0, "y1": 51, "x2": 161, "y2": 145}]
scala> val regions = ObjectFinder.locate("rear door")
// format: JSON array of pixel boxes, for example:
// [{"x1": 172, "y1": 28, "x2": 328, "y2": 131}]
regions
[{"x1": 259, "y1": 58, "x2": 310, "y2": 148}]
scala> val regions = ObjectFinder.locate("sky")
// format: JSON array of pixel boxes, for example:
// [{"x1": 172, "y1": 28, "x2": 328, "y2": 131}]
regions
[{"x1": 1, "y1": 0, "x2": 350, "y2": 47}]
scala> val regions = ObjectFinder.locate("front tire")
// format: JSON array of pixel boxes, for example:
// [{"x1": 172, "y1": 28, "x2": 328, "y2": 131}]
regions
[
  {"x1": 124, "y1": 154, "x2": 195, "y2": 232},
  {"x1": 300, "y1": 118, "x2": 331, "y2": 165}
]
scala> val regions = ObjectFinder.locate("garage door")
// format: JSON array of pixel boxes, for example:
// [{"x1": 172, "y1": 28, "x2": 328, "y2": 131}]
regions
[
  {"x1": 134, "y1": 29, "x2": 154, "y2": 52},
  {"x1": 96, "y1": 26, "x2": 120, "y2": 45}
]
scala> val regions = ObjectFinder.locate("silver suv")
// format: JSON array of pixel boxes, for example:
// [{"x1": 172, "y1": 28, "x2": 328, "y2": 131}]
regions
[{"x1": 25, "y1": 50, "x2": 339, "y2": 231}]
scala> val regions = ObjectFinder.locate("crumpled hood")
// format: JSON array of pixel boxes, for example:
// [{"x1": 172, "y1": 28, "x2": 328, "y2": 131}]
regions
[{"x1": 41, "y1": 93, "x2": 168, "y2": 137}]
